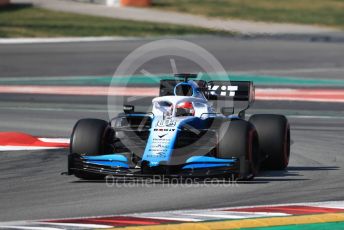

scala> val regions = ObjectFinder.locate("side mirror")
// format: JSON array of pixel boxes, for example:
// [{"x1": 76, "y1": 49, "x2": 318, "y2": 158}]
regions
[{"x1": 221, "y1": 107, "x2": 234, "y2": 116}]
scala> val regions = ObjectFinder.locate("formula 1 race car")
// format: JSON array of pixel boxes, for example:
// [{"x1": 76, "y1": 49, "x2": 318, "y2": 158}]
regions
[{"x1": 67, "y1": 74, "x2": 290, "y2": 180}]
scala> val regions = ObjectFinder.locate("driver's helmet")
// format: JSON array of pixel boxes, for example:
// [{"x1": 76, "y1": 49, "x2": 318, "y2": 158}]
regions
[{"x1": 175, "y1": 101, "x2": 195, "y2": 117}]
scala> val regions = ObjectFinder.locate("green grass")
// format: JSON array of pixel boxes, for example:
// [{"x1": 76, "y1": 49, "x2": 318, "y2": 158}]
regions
[
  {"x1": 0, "y1": 4, "x2": 228, "y2": 38},
  {"x1": 153, "y1": 0, "x2": 344, "y2": 29}
]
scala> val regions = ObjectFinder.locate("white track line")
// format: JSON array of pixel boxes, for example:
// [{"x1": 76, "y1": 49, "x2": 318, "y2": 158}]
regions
[
  {"x1": 38, "y1": 138, "x2": 70, "y2": 144},
  {"x1": 0, "y1": 37, "x2": 138, "y2": 44},
  {"x1": 131, "y1": 210, "x2": 289, "y2": 222},
  {"x1": 0, "y1": 226, "x2": 62, "y2": 230},
  {"x1": 0, "y1": 146, "x2": 64, "y2": 151},
  {"x1": 36, "y1": 222, "x2": 112, "y2": 229},
  {"x1": 210, "y1": 200, "x2": 344, "y2": 211}
]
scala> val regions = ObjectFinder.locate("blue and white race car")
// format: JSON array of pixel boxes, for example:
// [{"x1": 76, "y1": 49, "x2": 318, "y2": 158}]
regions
[{"x1": 68, "y1": 74, "x2": 290, "y2": 180}]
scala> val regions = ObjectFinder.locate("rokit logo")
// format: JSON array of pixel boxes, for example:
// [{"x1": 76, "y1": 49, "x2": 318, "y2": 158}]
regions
[{"x1": 208, "y1": 85, "x2": 238, "y2": 97}]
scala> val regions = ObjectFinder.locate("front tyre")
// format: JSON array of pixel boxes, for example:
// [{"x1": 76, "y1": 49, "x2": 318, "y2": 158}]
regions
[
  {"x1": 70, "y1": 118, "x2": 113, "y2": 156},
  {"x1": 218, "y1": 120, "x2": 260, "y2": 178},
  {"x1": 69, "y1": 118, "x2": 114, "y2": 180},
  {"x1": 249, "y1": 114, "x2": 290, "y2": 170}
]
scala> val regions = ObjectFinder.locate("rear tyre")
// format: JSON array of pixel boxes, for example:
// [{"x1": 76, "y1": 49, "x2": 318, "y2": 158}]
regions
[
  {"x1": 218, "y1": 120, "x2": 260, "y2": 178},
  {"x1": 69, "y1": 118, "x2": 114, "y2": 180},
  {"x1": 249, "y1": 114, "x2": 290, "y2": 170}
]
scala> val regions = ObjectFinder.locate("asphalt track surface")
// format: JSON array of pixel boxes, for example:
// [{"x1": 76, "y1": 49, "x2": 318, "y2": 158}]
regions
[
  {"x1": 1, "y1": 35, "x2": 344, "y2": 79},
  {"x1": 0, "y1": 36, "x2": 344, "y2": 221}
]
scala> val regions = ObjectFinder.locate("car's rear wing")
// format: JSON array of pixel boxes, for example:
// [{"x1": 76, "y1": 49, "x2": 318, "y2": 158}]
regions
[
  {"x1": 159, "y1": 79, "x2": 254, "y2": 104},
  {"x1": 206, "y1": 81, "x2": 255, "y2": 104}
]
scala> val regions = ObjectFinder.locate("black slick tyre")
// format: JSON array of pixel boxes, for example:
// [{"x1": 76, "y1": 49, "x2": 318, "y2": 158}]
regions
[
  {"x1": 69, "y1": 118, "x2": 113, "y2": 180},
  {"x1": 218, "y1": 120, "x2": 260, "y2": 178},
  {"x1": 249, "y1": 114, "x2": 290, "y2": 170}
]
